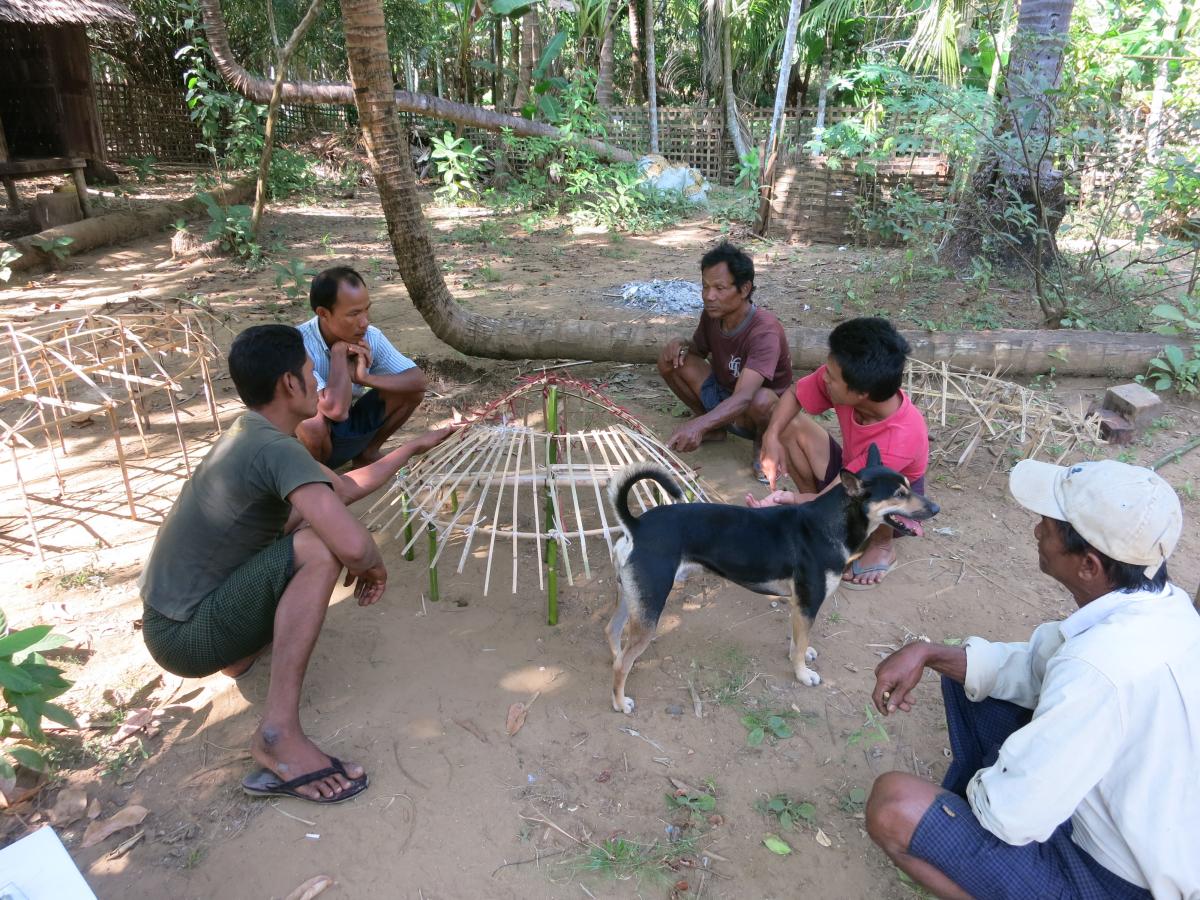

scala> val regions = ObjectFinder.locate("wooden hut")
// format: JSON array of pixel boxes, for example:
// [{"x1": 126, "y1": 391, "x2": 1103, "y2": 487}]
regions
[{"x1": 0, "y1": 0, "x2": 134, "y2": 214}]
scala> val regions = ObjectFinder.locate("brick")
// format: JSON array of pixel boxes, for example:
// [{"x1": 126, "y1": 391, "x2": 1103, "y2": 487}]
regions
[
  {"x1": 1092, "y1": 408, "x2": 1136, "y2": 445},
  {"x1": 1101, "y1": 383, "x2": 1163, "y2": 426}
]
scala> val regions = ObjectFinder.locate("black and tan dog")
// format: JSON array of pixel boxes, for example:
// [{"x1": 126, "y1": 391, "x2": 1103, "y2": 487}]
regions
[{"x1": 605, "y1": 444, "x2": 939, "y2": 714}]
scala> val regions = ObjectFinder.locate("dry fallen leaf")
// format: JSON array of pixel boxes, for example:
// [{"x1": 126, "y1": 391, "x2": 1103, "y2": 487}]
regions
[
  {"x1": 505, "y1": 691, "x2": 540, "y2": 736},
  {"x1": 48, "y1": 787, "x2": 89, "y2": 827},
  {"x1": 814, "y1": 828, "x2": 832, "y2": 848},
  {"x1": 284, "y1": 875, "x2": 334, "y2": 900},
  {"x1": 111, "y1": 708, "x2": 154, "y2": 744},
  {"x1": 82, "y1": 804, "x2": 149, "y2": 848},
  {"x1": 87, "y1": 798, "x2": 102, "y2": 819}
]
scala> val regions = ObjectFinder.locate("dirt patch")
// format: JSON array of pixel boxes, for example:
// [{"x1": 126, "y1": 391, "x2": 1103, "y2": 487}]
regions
[{"x1": 2, "y1": 188, "x2": 1198, "y2": 900}]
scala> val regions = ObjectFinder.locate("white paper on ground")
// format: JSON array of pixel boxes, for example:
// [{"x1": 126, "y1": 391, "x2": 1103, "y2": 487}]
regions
[{"x1": 0, "y1": 827, "x2": 97, "y2": 900}]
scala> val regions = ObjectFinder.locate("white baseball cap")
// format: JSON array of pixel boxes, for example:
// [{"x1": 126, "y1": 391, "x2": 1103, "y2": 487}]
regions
[{"x1": 1009, "y1": 459, "x2": 1182, "y2": 578}]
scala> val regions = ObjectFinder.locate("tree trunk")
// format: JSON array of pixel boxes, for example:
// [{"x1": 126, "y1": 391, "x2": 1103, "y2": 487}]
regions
[
  {"x1": 1145, "y1": 0, "x2": 1183, "y2": 163},
  {"x1": 514, "y1": 9, "x2": 536, "y2": 108},
  {"x1": 198, "y1": 0, "x2": 633, "y2": 162},
  {"x1": 811, "y1": 31, "x2": 832, "y2": 156},
  {"x1": 986, "y1": 0, "x2": 1014, "y2": 99},
  {"x1": 646, "y1": 0, "x2": 659, "y2": 153},
  {"x1": 627, "y1": 0, "x2": 644, "y2": 104},
  {"x1": 492, "y1": 19, "x2": 503, "y2": 109},
  {"x1": 597, "y1": 25, "x2": 614, "y2": 107},
  {"x1": 756, "y1": 0, "x2": 804, "y2": 234},
  {"x1": 251, "y1": 0, "x2": 325, "y2": 240},
  {"x1": 506, "y1": 17, "x2": 521, "y2": 107},
  {"x1": 943, "y1": 0, "x2": 1076, "y2": 278},
  {"x1": 723, "y1": 19, "x2": 750, "y2": 161}
]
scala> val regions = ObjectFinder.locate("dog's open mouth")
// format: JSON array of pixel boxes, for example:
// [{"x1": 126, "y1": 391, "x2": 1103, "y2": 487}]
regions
[{"x1": 884, "y1": 513, "x2": 924, "y2": 537}]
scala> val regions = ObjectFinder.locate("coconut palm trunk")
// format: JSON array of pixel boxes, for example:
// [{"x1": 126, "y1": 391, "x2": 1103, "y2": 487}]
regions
[
  {"x1": 646, "y1": 0, "x2": 659, "y2": 153},
  {"x1": 722, "y1": 17, "x2": 750, "y2": 161},
  {"x1": 755, "y1": 0, "x2": 805, "y2": 233},
  {"x1": 597, "y1": 24, "x2": 614, "y2": 106},
  {"x1": 627, "y1": 0, "x2": 644, "y2": 104},
  {"x1": 1145, "y1": 0, "x2": 1183, "y2": 163},
  {"x1": 197, "y1": 0, "x2": 632, "y2": 162}
]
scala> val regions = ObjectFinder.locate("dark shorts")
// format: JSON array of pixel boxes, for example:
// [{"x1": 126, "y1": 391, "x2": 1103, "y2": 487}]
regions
[
  {"x1": 910, "y1": 793, "x2": 1150, "y2": 900},
  {"x1": 817, "y1": 434, "x2": 925, "y2": 497},
  {"x1": 699, "y1": 373, "x2": 757, "y2": 440},
  {"x1": 907, "y1": 678, "x2": 1152, "y2": 900},
  {"x1": 142, "y1": 535, "x2": 295, "y2": 678},
  {"x1": 327, "y1": 389, "x2": 387, "y2": 469}
]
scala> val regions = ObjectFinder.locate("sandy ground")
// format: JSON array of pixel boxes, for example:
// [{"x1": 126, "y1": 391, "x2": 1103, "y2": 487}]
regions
[{"x1": 2, "y1": 185, "x2": 1198, "y2": 900}]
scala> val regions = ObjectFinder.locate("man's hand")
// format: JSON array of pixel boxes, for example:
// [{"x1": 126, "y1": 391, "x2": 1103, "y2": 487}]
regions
[
  {"x1": 759, "y1": 433, "x2": 788, "y2": 490},
  {"x1": 348, "y1": 343, "x2": 373, "y2": 385},
  {"x1": 745, "y1": 489, "x2": 805, "y2": 508},
  {"x1": 404, "y1": 426, "x2": 458, "y2": 456},
  {"x1": 667, "y1": 420, "x2": 707, "y2": 453},
  {"x1": 872, "y1": 642, "x2": 933, "y2": 716},
  {"x1": 661, "y1": 338, "x2": 690, "y2": 371},
  {"x1": 344, "y1": 561, "x2": 387, "y2": 606}
]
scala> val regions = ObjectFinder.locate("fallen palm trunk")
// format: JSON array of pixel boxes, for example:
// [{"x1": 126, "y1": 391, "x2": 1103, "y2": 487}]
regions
[
  {"x1": 198, "y1": 0, "x2": 634, "y2": 164},
  {"x1": 3, "y1": 176, "x2": 256, "y2": 274}
]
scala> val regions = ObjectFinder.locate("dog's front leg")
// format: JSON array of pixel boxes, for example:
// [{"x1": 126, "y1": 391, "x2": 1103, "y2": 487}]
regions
[{"x1": 786, "y1": 595, "x2": 820, "y2": 687}]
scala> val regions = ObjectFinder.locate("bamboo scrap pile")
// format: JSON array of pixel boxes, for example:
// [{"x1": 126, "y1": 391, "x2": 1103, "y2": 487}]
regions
[
  {"x1": 903, "y1": 359, "x2": 1104, "y2": 471},
  {"x1": 1, "y1": 300, "x2": 222, "y2": 559},
  {"x1": 367, "y1": 375, "x2": 711, "y2": 622}
]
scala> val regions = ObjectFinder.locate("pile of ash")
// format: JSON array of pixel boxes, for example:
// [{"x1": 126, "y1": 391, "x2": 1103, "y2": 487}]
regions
[{"x1": 611, "y1": 279, "x2": 703, "y2": 313}]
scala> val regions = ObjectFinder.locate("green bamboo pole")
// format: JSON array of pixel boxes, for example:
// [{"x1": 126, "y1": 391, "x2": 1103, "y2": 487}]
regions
[
  {"x1": 544, "y1": 385, "x2": 559, "y2": 626},
  {"x1": 427, "y1": 522, "x2": 440, "y2": 602},
  {"x1": 401, "y1": 491, "x2": 415, "y2": 561}
]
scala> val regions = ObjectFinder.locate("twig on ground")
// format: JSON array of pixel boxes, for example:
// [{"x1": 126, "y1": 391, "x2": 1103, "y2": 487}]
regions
[
  {"x1": 490, "y1": 849, "x2": 566, "y2": 877},
  {"x1": 269, "y1": 802, "x2": 316, "y2": 827}
]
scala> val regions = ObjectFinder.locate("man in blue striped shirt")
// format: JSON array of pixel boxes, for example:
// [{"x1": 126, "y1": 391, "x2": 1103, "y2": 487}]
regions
[{"x1": 296, "y1": 267, "x2": 426, "y2": 468}]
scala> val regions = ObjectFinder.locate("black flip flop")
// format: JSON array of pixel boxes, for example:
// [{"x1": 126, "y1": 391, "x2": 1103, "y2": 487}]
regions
[{"x1": 241, "y1": 756, "x2": 369, "y2": 804}]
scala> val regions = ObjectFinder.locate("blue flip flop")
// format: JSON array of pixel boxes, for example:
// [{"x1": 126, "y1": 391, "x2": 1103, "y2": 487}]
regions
[
  {"x1": 242, "y1": 757, "x2": 369, "y2": 804},
  {"x1": 842, "y1": 557, "x2": 897, "y2": 591}
]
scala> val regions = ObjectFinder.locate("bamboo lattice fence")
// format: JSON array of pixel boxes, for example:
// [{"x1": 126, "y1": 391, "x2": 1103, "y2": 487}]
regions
[{"x1": 0, "y1": 300, "x2": 223, "y2": 559}]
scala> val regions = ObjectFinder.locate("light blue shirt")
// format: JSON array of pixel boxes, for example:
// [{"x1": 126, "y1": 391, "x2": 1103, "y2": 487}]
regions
[{"x1": 298, "y1": 316, "x2": 415, "y2": 398}]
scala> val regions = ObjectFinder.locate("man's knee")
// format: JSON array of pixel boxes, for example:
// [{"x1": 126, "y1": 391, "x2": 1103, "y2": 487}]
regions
[
  {"x1": 291, "y1": 529, "x2": 341, "y2": 581},
  {"x1": 296, "y1": 417, "x2": 331, "y2": 458},
  {"x1": 866, "y1": 772, "x2": 930, "y2": 855},
  {"x1": 749, "y1": 389, "x2": 778, "y2": 425}
]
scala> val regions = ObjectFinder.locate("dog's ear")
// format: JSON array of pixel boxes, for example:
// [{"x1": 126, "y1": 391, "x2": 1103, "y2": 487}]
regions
[
  {"x1": 840, "y1": 469, "x2": 865, "y2": 497},
  {"x1": 866, "y1": 443, "x2": 882, "y2": 468}
]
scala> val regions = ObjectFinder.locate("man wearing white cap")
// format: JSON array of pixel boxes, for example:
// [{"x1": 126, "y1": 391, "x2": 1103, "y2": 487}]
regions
[{"x1": 863, "y1": 459, "x2": 1197, "y2": 899}]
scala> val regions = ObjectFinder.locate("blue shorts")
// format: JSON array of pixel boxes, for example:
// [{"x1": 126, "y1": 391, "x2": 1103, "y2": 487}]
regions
[
  {"x1": 327, "y1": 389, "x2": 386, "y2": 469},
  {"x1": 908, "y1": 679, "x2": 1151, "y2": 900},
  {"x1": 699, "y1": 373, "x2": 757, "y2": 440}
]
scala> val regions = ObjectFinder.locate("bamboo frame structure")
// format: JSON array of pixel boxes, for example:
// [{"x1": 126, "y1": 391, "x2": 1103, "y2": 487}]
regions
[
  {"x1": 0, "y1": 300, "x2": 223, "y2": 559},
  {"x1": 367, "y1": 375, "x2": 712, "y2": 620},
  {"x1": 903, "y1": 359, "x2": 1104, "y2": 471}
]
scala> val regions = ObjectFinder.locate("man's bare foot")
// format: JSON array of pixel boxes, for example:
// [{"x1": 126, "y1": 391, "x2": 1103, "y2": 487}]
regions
[
  {"x1": 251, "y1": 723, "x2": 365, "y2": 800},
  {"x1": 844, "y1": 542, "x2": 897, "y2": 585}
]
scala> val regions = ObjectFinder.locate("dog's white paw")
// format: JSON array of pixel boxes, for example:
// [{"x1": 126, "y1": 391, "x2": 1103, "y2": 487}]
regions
[
  {"x1": 805, "y1": 646, "x2": 818, "y2": 663},
  {"x1": 794, "y1": 666, "x2": 821, "y2": 687},
  {"x1": 613, "y1": 696, "x2": 636, "y2": 714}
]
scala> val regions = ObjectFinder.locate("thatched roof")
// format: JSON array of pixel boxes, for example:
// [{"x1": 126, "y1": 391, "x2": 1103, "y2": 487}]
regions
[{"x1": 0, "y1": 0, "x2": 134, "y2": 25}]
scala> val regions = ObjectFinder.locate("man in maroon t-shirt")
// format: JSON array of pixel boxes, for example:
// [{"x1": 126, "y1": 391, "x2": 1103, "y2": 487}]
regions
[{"x1": 657, "y1": 242, "x2": 794, "y2": 480}]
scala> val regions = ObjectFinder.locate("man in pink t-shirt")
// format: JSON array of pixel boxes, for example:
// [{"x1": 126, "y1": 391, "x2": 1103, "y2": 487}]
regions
[
  {"x1": 747, "y1": 317, "x2": 930, "y2": 587},
  {"x1": 657, "y1": 242, "x2": 794, "y2": 480}
]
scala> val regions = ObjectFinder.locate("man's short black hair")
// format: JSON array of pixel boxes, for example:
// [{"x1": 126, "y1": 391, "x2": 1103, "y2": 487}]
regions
[
  {"x1": 1053, "y1": 518, "x2": 1169, "y2": 593},
  {"x1": 828, "y1": 317, "x2": 910, "y2": 402},
  {"x1": 228, "y1": 324, "x2": 308, "y2": 408},
  {"x1": 310, "y1": 266, "x2": 366, "y2": 313},
  {"x1": 700, "y1": 241, "x2": 755, "y2": 300}
]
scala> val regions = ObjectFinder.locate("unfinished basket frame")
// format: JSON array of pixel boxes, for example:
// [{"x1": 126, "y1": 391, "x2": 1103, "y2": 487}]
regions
[
  {"x1": 367, "y1": 374, "x2": 712, "y2": 624},
  {"x1": 0, "y1": 300, "x2": 222, "y2": 559}
]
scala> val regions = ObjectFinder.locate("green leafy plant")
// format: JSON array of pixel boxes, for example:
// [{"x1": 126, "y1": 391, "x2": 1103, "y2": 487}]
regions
[
  {"x1": 734, "y1": 146, "x2": 762, "y2": 194},
  {"x1": 126, "y1": 155, "x2": 159, "y2": 184},
  {"x1": 198, "y1": 192, "x2": 259, "y2": 260},
  {"x1": 0, "y1": 609, "x2": 77, "y2": 777},
  {"x1": 847, "y1": 703, "x2": 890, "y2": 748},
  {"x1": 839, "y1": 786, "x2": 869, "y2": 813},
  {"x1": 665, "y1": 790, "x2": 716, "y2": 815},
  {"x1": 0, "y1": 248, "x2": 20, "y2": 282},
  {"x1": 273, "y1": 258, "x2": 316, "y2": 300},
  {"x1": 431, "y1": 131, "x2": 485, "y2": 204},
  {"x1": 741, "y1": 708, "x2": 796, "y2": 747},
  {"x1": 756, "y1": 793, "x2": 816, "y2": 831},
  {"x1": 30, "y1": 235, "x2": 75, "y2": 263},
  {"x1": 267, "y1": 148, "x2": 318, "y2": 199},
  {"x1": 1143, "y1": 297, "x2": 1200, "y2": 393},
  {"x1": 571, "y1": 835, "x2": 696, "y2": 884}
]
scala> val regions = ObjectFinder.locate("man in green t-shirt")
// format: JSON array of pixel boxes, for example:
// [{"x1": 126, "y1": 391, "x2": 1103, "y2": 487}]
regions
[{"x1": 140, "y1": 324, "x2": 452, "y2": 804}]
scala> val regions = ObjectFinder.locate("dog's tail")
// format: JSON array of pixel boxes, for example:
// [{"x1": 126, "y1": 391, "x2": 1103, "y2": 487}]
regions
[{"x1": 607, "y1": 463, "x2": 685, "y2": 532}]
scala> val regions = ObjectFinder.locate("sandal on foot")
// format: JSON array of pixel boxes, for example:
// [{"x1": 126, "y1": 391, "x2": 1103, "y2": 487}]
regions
[
  {"x1": 842, "y1": 557, "x2": 897, "y2": 591},
  {"x1": 242, "y1": 756, "x2": 369, "y2": 804}
]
